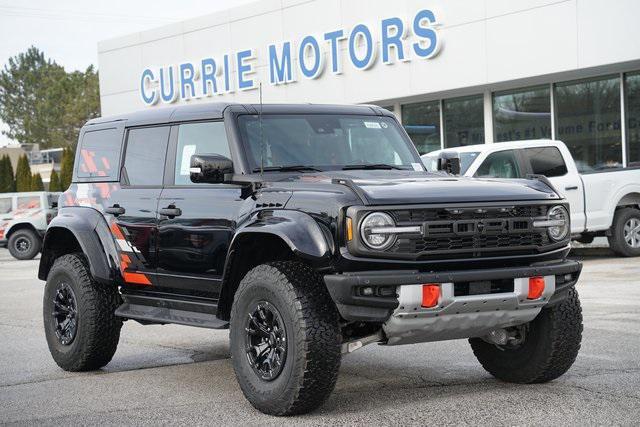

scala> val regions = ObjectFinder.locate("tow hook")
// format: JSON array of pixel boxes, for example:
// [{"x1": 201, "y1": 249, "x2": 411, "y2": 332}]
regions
[{"x1": 341, "y1": 330, "x2": 385, "y2": 354}]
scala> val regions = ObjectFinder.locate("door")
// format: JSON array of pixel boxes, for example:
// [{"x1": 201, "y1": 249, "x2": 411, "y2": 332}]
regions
[
  {"x1": 0, "y1": 196, "x2": 13, "y2": 241},
  {"x1": 107, "y1": 126, "x2": 171, "y2": 287},
  {"x1": 522, "y1": 146, "x2": 585, "y2": 233},
  {"x1": 156, "y1": 121, "x2": 244, "y2": 298}
]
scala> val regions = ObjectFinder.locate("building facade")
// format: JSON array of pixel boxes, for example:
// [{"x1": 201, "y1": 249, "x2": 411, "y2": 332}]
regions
[{"x1": 97, "y1": 0, "x2": 640, "y2": 172}]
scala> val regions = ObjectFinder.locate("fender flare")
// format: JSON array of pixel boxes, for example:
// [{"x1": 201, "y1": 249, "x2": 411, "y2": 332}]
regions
[
  {"x1": 227, "y1": 209, "x2": 334, "y2": 266},
  {"x1": 38, "y1": 207, "x2": 119, "y2": 284}
]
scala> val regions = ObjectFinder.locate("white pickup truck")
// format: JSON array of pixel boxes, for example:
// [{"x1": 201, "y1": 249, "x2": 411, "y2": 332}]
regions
[{"x1": 423, "y1": 140, "x2": 640, "y2": 257}]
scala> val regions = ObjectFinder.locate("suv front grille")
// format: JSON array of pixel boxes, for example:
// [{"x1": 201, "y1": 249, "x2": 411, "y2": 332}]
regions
[{"x1": 387, "y1": 204, "x2": 552, "y2": 260}]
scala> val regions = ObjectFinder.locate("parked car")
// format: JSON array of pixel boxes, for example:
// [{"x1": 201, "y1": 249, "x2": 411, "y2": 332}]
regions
[
  {"x1": 39, "y1": 104, "x2": 582, "y2": 415},
  {"x1": 423, "y1": 140, "x2": 640, "y2": 257},
  {"x1": 0, "y1": 191, "x2": 60, "y2": 260}
]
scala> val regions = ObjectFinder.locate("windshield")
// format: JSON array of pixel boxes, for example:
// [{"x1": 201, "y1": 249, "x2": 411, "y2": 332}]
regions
[
  {"x1": 423, "y1": 151, "x2": 480, "y2": 175},
  {"x1": 237, "y1": 114, "x2": 423, "y2": 171}
]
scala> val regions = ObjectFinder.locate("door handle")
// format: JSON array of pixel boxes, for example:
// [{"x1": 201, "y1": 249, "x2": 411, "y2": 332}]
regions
[
  {"x1": 105, "y1": 205, "x2": 125, "y2": 216},
  {"x1": 565, "y1": 186, "x2": 579, "y2": 191},
  {"x1": 159, "y1": 206, "x2": 182, "y2": 218}
]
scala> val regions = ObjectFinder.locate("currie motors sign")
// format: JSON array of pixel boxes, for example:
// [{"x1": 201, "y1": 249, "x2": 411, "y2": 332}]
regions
[{"x1": 139, "y1": 9, "x2": 441, "y2": 106}]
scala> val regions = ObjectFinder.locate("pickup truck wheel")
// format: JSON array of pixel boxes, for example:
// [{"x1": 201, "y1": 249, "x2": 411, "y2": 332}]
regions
[
  {"x1": 8, "y1": 228, "x2": 41, "y2": 260},
  {"x1": 608, "y1": 207, "x2": 640, "y2": 257},
  {"x1": 469, "y1": 288, "x2": 582, "y2": 384},
  {"x1": 43, "y1": 253, "x2": 122, "y2": 371},
  {"x1": 229, "y1": 261, "x2": 341, "y2": 416}
]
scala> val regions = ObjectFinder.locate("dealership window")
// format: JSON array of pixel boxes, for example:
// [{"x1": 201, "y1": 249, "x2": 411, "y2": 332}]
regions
[
  {"x1": 443, "y1": 95, "x2": 484, "y2": 148},
  {"x1": 401, "y1": 101, "x2": 441, "y2": 155},
  {"x1": 123, "y1": 127, "x2": 170, "y2": 186},
  {"x1": 493, "y1": 86, "x2": 551, "y2": 142},
  {"x1": 174, "y1": 122, "x2": 230, "y2": 185},
  {"x1": 555, "y1": 76, "x2": 622, "y2": 172},
  {"x1": 626, "y1": 72, "x2": 640, "y2": 166}
]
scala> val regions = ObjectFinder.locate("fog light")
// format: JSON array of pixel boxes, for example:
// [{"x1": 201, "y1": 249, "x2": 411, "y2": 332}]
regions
[
  {"x1": 361, "y1": 287, "x2": 374, "y2": 296},
  {"x1": 528, "y1": 276, "x2": 545, "y2": 299},
  {"x1": 421, "y1": 284, "x2": 440, "y2": 308}
]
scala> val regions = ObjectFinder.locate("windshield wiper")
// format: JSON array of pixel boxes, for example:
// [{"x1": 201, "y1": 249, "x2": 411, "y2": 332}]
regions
[
  {"x1": 252, "y1": 165, "x2": 323, "y2": 173},
  {"x1": 342, "y1": 163, "x2": 405, "y2": 170}
]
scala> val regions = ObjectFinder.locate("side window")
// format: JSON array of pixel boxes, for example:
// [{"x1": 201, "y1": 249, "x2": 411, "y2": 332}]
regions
[
  {"x1": 475, "y1": 150, "x2": 522, "y2": 178},
  {"x1": 123, "y1": 127, "x2": 170, "y2": 186},
  {"x1": 0, "y1": 198, "x2": 12, "y2": 214},
  {"x1": 77, "y1": 128, "x2": 121, "y2": 180},
  {"x1": 174, "y1": 122, "x2": 230, "y2": 185},
  {"x1": 524, "y1": 147, "x2": 568, "y2": 177},
  {"x1": 17, "y1": 196, "x2": 41, "y2": 210}
]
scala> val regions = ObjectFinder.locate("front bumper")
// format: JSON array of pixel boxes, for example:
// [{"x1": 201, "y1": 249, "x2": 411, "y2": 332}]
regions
[{"x1": 324, "y1": 259, "x2": 582, "y2": 344}]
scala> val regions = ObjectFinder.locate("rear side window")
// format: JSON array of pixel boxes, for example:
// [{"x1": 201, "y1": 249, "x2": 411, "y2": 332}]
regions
[
  {"x1": 123, "y1": 127, "x2": 170, "y2": 186},
  {"x1": 77, "y1": 128, "x2": 121, "y2": 180},
  {"x1": 0, "y1": 198, "x2": 12, "y2": 214},
  {"x1": 524, "y1": 147, "x2": 568, "y2": 177},
  {"x1": 174, "y1": 122, "x2": 230, "y2": 185}
]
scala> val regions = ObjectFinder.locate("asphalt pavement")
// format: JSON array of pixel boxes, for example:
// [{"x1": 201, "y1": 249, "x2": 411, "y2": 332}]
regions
[{"x1": 1, "y1": 248, "x2": 639, "y2": 425}]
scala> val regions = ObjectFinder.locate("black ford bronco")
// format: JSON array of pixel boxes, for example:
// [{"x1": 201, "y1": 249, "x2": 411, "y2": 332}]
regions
[{"x1": 39, "y1": 103, "x2": 582, "y2": 415}]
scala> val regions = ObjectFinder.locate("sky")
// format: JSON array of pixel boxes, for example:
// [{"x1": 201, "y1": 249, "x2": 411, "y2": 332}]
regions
[{"x1": 0, "y1": 0, "x2": 255, "y2": 147}]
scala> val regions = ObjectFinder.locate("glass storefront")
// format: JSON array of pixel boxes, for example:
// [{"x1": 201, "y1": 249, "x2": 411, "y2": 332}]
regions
[
  {"x1": 555, "y1": 76, "x2": 622, "y2": 172},
  {"x1": 493, "y1": 86, "x2": 551, "y2": 142},
  {"x1": 626, "y1": 72, "x2": 640, "y2": 166},
  {"x1": 401, "y1": 101, "x2": 441, "y2": 154},
  {"x1": 443, "y1": 95, "x2": 484, "y2": 147}
]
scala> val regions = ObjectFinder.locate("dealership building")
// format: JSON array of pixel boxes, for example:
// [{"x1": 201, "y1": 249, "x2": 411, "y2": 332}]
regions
[{"x1": 98, "y1": 0, "x2": 640, "y2": 172}]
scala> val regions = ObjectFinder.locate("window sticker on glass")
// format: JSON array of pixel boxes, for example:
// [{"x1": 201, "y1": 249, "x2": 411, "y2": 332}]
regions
[
  {"x1": 180, "y1": 144, "x2": 197, "y2": 175},
  {"x1": 411, "y1": 162, "x2": 424, "y2": 171},
  {"x1": 364, "y1": 121, "x2": 381, "y2": 129}
]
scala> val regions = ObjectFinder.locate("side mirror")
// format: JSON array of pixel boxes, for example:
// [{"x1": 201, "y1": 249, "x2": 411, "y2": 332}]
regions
[
  {"x1": 437, "y1": 151, "x2": 461, "y2": 175},
  {"x1": 190, "y1": 154, "x2": 233, "y2": 184}
]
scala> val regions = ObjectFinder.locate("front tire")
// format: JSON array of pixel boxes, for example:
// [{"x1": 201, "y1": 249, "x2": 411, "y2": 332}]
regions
[
  {"x1": 43, "y1": 253, "x2": 122, "y2": 371},
  {"x1": 608, "y1": 207, "x2": 640, "y2": 257},
  {"x1": 8, "y1": 228, "x2": 41, "y2": 260},
  {"x1": 469, "y1": 288, "x2": 582, "y2": 384},
  {"x1": 230, "y1": 261, "x2": 342, "y2": 416}
]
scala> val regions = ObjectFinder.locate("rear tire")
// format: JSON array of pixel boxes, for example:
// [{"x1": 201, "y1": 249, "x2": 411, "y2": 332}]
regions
[
  {"x1": 230, "y1": 261, "x2": 342, "y2": 416},
  {"x1": 608, "y1": 207, "x2": 640, "y2": 257},
  {"x1": 8, "y1": 228, "x2": 41, "y2": 260},
  {"x1": 43, "y1": 253, "x2": 122, "y2": 371},
  {"x1": 469, "y1": 288, "x2": 582, "y2": 383}
]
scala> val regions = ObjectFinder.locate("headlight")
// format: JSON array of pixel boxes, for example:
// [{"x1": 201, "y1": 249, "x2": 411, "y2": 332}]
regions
[
  {"x1": 360, "y1": 212, "x2": 396, "y2": 250},
  {"x1": 547, "y1": 205, "x2": 570, "y2": 241}
]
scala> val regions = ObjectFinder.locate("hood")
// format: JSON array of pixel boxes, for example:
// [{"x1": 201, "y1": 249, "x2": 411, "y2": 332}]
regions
[{"x1": 266, "y1": 170, "x2": 559, "y2": 205}]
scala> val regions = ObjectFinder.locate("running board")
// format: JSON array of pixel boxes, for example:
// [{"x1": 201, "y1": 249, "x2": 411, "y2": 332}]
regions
[
  {"x1": 115, "y1": 303, "x2": 229, "y2": 329},
  {"x1": 115, "y1": 292, "x2": 229, "y2": 329}
]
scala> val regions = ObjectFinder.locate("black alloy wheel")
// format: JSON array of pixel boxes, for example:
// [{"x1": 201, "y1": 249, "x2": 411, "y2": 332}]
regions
[
  {"x1": 51, "y1": 283, "x2": 78, "y2": 346},
  {"x1": 245, "y1": 301, "x2": 287, "y2": 381}
]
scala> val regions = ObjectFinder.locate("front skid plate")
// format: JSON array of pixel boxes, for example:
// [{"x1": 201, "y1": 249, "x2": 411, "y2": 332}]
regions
[{"x1": 383, "y1": 276, "x2": 555, "y2": 345}]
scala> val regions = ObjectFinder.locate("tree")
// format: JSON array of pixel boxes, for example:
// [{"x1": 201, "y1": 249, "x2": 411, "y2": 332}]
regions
[
  {"x1": 59, "y1": 148, "x2": 74, "y2": 190},
  {"x1": 0, "y1": 155, "x2": 15, "y2": 193},
  {"x1": 48, "y1": 168, "x2": 61, "y2": 192},
  {"x1": 15, "y1": 155, "x2": 32, "y2": 191},
  {"x1": 0, "y1": 46, "x2": 100, "y2": 149},
  {"x1": 30, "y1": 172, "x2": 44, "y2": 191}
]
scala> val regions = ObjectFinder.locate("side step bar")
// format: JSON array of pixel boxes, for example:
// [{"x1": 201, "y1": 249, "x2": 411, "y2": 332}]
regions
[{"x1": 115, "y1": 292, "x2": 229, "y2": 329}]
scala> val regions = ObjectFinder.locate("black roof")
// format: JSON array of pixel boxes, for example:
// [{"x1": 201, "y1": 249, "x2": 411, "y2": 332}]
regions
[{"x1": 86, "y1": 102, "x2": 393, "y2": 127}]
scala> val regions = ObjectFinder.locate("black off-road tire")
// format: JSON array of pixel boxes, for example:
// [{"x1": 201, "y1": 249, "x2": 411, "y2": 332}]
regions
[
  {"x1": 8, "y1": 228, "x2": 41, "y2": 260},
  {"x1": 608, "y1": 207, "x2": 640, "y2": 257},
  {"x1": 43, "y1": 253, "x2": 122, "y2": 371},
  {"x1": 469, "y1": 288, "x2": 582, "y2": 384},
  {"x1": 230, "y1": 261, "x2": 342, "y2": 416}
]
